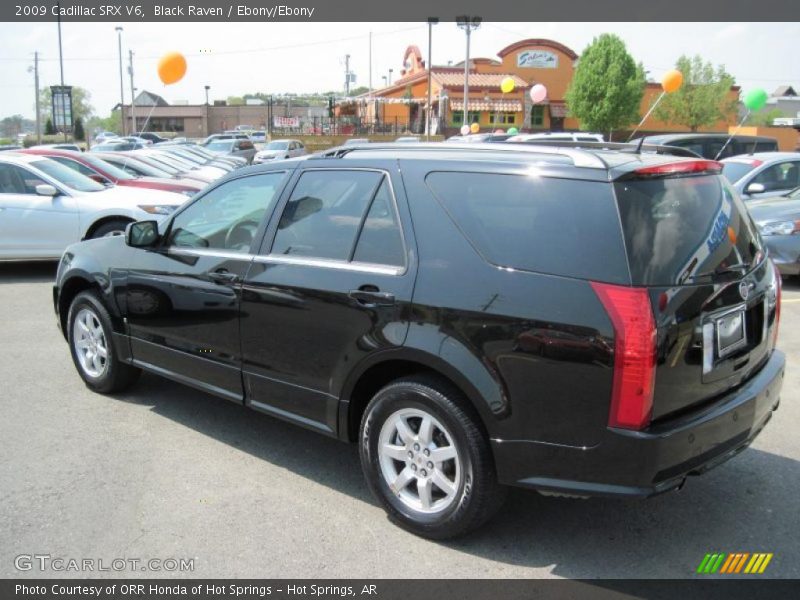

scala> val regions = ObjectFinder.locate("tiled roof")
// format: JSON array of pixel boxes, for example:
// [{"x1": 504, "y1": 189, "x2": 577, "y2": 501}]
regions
[
  {"x1": 433, "y1": 72, "x2": 528, "y2": 89},
  {"x1": 450, "y1": 99, "x2": 523, "y2": 112}
]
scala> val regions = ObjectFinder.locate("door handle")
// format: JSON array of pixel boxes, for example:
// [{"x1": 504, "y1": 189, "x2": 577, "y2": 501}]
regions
[
  {"x1": 349, "y1": 288, "x2": 395, "y2": 306},
  {"x1": 208, "y1": 270, "x2": 239, "y2": 284}
]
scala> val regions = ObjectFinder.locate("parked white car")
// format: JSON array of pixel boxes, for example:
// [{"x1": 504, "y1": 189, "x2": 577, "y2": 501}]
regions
[
  {"x1": 253, "y1": 139, "x2": 307, "y2": 163},
  {"x1": 508, "y1": 132, "x2": 605, "y2": 143},
  {"x1": 0, "y1": 153, "x2": 186, "y2": 260}
]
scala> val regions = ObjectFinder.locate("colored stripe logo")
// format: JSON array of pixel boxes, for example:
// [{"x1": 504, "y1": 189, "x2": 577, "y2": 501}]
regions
[{"x1": 696, "y1": 553, "x2": 773, "y2": 574}]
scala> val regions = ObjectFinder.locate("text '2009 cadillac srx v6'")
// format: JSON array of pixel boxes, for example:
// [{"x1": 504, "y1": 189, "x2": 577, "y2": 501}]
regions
[{"x1": 54, "y1": 143, "x2": 784, "y2": 538}]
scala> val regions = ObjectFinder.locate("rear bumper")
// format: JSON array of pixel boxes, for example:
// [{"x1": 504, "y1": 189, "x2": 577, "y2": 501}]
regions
[{"x1": 492, "y1": 350, "x2": 785, "y2": 497}]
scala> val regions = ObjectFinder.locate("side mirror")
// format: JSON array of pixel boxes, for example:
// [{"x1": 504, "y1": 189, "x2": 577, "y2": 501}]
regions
[
  {"x1": 746, "y1": 182, "x2": 766, "y2": 195},
  {"x1": 35, "y1": 184, "x2": 58, "y2": 197},
  {"x1": 125, "y1": 220, "x2": 160, "y2": 248}
]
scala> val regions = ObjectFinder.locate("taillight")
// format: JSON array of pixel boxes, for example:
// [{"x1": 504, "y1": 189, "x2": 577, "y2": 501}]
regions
[
  {"x1": 591, "y1": 282, "x2": 657, "y2": 430},
  {"x1": 633, "y1": 160, "x2": 723, "y2": 178}
]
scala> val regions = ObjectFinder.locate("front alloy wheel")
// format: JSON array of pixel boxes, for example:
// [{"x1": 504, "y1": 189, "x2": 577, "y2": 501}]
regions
[{"x1": 72, "y1": 307, "x2": 109, "y2": 379}]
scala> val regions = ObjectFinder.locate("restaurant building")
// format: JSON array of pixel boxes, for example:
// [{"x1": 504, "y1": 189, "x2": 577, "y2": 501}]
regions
[{"x1": 346, "y1": 38, "x2": 739, "y2": 136}]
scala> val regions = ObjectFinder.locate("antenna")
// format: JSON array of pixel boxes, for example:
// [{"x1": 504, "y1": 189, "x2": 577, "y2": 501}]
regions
[{"x1": 634, "y1": 136, "x2": 646, "y2": 154}]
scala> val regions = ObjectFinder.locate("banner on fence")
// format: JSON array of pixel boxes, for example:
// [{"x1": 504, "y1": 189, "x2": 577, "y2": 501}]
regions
[{"x1": 273, "y1": 116, "x2": 300, "y2": 128}]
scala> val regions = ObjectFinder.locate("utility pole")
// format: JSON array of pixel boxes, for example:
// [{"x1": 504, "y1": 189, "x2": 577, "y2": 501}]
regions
[
  {"x1": 29, "y1": 52, "x2": 41, "y2": 144},
  {"x1": 344, "y1": 54, "x2": 351, "y2": 96},
  {"x1": 368, "y1": 32, "x2": 373, "y2": 96},
  {"x1": 115, "y1": 27, "x2": 125, "y2": 135},
  {"x1": 426, "y1": 18, "x2": 438, "y2": 140},
  {"x1": 388, "y1": 69, "x2": 393, "y2": 85},
  {"x1": 457, "y1": 16, "x2": 481, "y2": 129},
  {"x1": 128, "y1": 49, "x2": 135, "y2": 134},
  {"x1": 56, "y1": 3, "x2": 67, "y2": 141}
]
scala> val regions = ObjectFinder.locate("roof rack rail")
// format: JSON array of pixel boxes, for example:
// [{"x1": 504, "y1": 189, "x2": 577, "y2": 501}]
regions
[
  {"x1": 505, "y1": 139, "x2": 701, "y2": 158},
  {"x1": 311, "y1": 142, "x2": 609, "y2": 169}
]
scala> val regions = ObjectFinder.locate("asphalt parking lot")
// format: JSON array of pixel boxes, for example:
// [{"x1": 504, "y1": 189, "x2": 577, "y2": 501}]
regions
[{"x1": 1, "y1": 261, "x2": 798, "y2": 579}]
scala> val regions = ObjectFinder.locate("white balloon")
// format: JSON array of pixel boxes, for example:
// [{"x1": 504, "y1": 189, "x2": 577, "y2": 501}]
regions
[
  {"x1": 460, "y1": 124, "x2": 471, "y2": 135},
  {"x1": 530, "y1": 84, "x2": 548, "y2": 104}
]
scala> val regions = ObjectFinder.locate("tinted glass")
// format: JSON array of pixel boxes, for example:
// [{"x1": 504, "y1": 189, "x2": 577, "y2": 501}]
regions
[
  {"x1": 426, "y1": 172, "x2": 629, "y2": 284},
  {"x1": 80, "y1": 154, "x2": 136, "y2": 180},
  {"x1": 31, "y1": 159, "x2": 104, "y2": 192},
  {"x1": 722, "y1": 161, "x2": 758, "y2": 183},
  {"x1": 267, "y1": 141, "x2": 290, "y2": 150},
  {"x1": 168, "y1": 172, "x2": 286, "y2": 252},
  {"x1": 615, "y1": 175, "x2": 761, "y2": 286},
  {"x1": 50, "y1": 157, "x2": 99, "y2": 178},
  {"x1": 752, "y1": 161, "x2": 800, "y2": 192},
  {"x1": 271, "y1": 170, "x2": 383, "y2": 260},
  {"x1": 353, "y1": 178, "x2": 404, "y2": 266},
  {"x1": 0, "y1": 164, "x2": 30, "y2": 194}
]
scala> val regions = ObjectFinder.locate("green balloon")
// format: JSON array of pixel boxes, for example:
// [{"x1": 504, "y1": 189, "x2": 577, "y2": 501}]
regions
[
  {"x1": 743, "y1": 88, "x2": 768, "y2": 112},
  {"x1": 507, "y1": 127, "x2": 519, "y2": 135}
]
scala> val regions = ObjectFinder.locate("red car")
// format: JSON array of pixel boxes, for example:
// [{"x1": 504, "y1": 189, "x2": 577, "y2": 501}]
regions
[{"x1": 21, "y1": 148, "x2": 201, "y2": 196}]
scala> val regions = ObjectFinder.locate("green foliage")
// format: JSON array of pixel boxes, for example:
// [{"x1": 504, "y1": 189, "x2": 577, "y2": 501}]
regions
[
  {"x1": 565, "y1": 33, "x2": 646, "y2": 134},
  {"x1": 746, "y1": 108, "x2": 784, "y2": 127},
  {"x1": 654, "y1": 55, "x2": 737, "y2": 132},
  {"x1": 0, "y1": 114, "x2": 33, "y2": 138},
  {"x1": 86, "y1": 110, "x2": 121, "y2": 135},
  {"x1": 44, "y1": 117, "x2": 55, "y2": 135},
  {"x1": 73, "y1": 117, "x2": 85, "y2": 141},
  {"x1": 349, "y1": 86, "x2": 370, "y2": 96},
  {"x1": 22, "y1": 134, "x2": 81, "y2": 148}
]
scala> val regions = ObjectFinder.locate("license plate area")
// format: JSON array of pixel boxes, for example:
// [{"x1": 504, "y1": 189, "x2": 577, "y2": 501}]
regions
[{"x1": 716, "y1": 308, "x2": 747, "y2": 358}]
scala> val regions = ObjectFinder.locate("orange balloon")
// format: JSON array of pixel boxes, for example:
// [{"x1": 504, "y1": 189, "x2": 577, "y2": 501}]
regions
[
  {"x1": 661, "y1": 69, "x2": 683, "y2": 94},
  {"x1": 158, "y1": 52, "x2": 187, "y2": 85}
]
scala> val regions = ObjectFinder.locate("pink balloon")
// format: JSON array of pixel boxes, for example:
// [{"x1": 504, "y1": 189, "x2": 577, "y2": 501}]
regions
[
  {"x1": 460, "y1": 125, "x2": 471, "y2": 135},
  {"x1": 530, "y1": 84, "x2": 547, "y2": 104},
  {"x1": 494, "y1": 129, "x2": 504, "y2": 134}
]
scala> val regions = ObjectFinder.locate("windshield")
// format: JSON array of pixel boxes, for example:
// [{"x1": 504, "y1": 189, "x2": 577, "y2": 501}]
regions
[
  {"x1": 31, "y1": 159, "x2": 105, "y2": 192},
  {"x1": 166, "y1": 149, "x2": 204, "y2": 165},
  {"x1": 136, "y1": 155, "x2": 180, "y2": 175},
  {"x1": 722, "y1": 161, "x2": 759, "y2": 184},
  {"x1": 80, "y1": 154, "x2": 136, "y2": 180},
  {"x1": 266, "y1": 141, "x2": 290, "y2": 150},
  {"x1": 104, "y1": 156, "x2": 168, "y2": 178},
  {"x1": 152, "y1": 153, "x2": 196, "y2": 170},
  {"x1": 614, "y1": 175, "x2": 762, "y2": 286},
  {"x1": 206, "y1": 141, "x2": 234, "y2": 152}
]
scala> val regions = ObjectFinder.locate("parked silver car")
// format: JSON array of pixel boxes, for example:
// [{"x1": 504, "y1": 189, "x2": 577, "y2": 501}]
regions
[
  {"x1": 721, "y1": 152, "x2": 800, "y2": 201},
  {"x1": 252, "y1": 139, "x2": 307, "y2": 163},
  {"x1": 748, "y1": 187, "x2": 800, "y2": 276},
  {"x1": 204, "y1": 139, "x2": 257, "y2": 164}
]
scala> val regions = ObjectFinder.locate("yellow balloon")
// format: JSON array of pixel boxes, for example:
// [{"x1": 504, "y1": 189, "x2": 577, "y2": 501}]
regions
[
  {"x1": 470, "y1": 122, "x2": 480, "y2": 134},
  {"x1": 158, "y1": 52, "x2": 187, "y2": 85},
  {"x1": 500, "y1": 77, "x2": 515, "y2": 94},
  {"x1": 661, "y1": 69, "x2": 683, "y2": 94}
]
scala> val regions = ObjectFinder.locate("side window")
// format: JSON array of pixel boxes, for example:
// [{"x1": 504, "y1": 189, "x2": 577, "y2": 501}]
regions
[
  {"x1": 753, "y1": 161, "x2": 800, "y2": 192},
  {"x1": 168, "y1": 172, "x2": 286, "y2": 252},
  {"x1": 352, "y1": 178, "x2": 405, "y2": 266},
  {"x1": 0, "y1": 164, "x2": 28, "y2": 194},
  {"x1": 271, "y1": 170, "x2": 383, "y2": 260}
]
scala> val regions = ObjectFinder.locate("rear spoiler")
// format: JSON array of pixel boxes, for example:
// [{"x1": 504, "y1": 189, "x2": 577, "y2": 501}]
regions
[{"x1": 503, "y1": 139, "x2": 702, "y2": 158}]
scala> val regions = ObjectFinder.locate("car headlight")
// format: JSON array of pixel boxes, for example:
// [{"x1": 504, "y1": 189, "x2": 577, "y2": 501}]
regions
[
  {"x1": 138, "y1": 204, "x2": 178, "y2": 215},
  {"x1": 759, "y1": 220, "x2": 800, "y2": 236}
]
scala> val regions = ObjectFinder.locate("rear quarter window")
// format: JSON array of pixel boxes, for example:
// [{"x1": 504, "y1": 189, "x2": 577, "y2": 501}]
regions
[{"x1": 425, "y1": 172, "x2": 629, "y2": 284}]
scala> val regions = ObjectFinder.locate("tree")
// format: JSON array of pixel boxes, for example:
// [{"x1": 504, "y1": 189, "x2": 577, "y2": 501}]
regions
[
  {"x1": 654, "y1": 55, "x2": 737, "y2": 132},
  {"x1": 349, "y1": 86, "x2": 370, "y2": 96},
  {"x1": 565, "y1": 34, "x2": 646, "y2": 135},
  {"x1": 44, "y1": 118, "x2": 55, "y2": 135},
  {"x1": 38, "y1": 86, "x2": 95, "y2": 127},
  {"x1": 0, "y1": 114, "x2": 29, "y2": 138},
  {"x1": 73, "y1": 117, "x2": 85, "y2": 141}
]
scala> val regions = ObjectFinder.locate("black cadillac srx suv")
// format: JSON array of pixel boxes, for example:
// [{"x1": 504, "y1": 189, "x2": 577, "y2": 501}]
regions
[{"x1": 54, "y1": 143, "x2": 785, "y2": 539}]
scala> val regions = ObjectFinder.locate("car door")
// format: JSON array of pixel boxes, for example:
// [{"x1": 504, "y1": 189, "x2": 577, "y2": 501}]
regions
[
  {"x1": 240, "y1": 166, "x2": 416, "y2": 434},
  {"x1": 0, "y1": 162, "x2": 79, "y2": 259},
  {"x1": 743, "y1": 160, "x2": 800, "y2": 199},
  {"x1": 124, "y1": 170, "x2": 289, "y2": 402}
]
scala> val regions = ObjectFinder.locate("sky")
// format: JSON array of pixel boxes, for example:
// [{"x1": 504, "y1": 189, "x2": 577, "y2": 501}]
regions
[{"x1": 1, "y1": 21, "x2": 798, "y2": 120}]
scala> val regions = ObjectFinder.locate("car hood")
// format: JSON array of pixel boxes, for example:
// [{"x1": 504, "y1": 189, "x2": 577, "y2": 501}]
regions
[
  {"x1": 748, "y1": 197, "x2": 800, "y2": 224},
  {"x1": 74, "y1": 184, "x2": 187, "y2": 206}
]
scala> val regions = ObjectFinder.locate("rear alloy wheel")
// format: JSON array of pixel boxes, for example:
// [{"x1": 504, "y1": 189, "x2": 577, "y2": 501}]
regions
[
  {"x1": 360, "y1": 376, "x2": 505, "y2": 539},
  {"x1": 67, "y1": 291, "x2": 140, "y2": 393}
]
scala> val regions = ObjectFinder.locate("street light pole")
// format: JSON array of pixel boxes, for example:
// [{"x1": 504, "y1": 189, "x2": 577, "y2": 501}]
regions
[
  {"x1": 426, "y1": 18, "x2": 438, "y2": 140},
  {"x1": 128, "y1": 49, "x2": 136, "y2": 134},
  {"x1": 115, "y1": 27, "x2": 125, "y2": 136},
  {"x1": 56, "y1": 1, "x2": 67, "y2": 141},
  {"x1": 457, "y1": 16, "x2": 481, "y2": 130},
  {"x1": 28, "y1": 52, "x2": 42, "y2": 144}
]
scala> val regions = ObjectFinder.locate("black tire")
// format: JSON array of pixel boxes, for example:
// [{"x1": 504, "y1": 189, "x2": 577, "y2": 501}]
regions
[
  {"x1": 89, "y1": 219, "x2": 131, "y2": 239},
  {"x1": 359, "y1": 375, "x2": 506, "y2": 539},
  {"x1": 67, "y1": 290, "x2": 141, "y2": 393}
]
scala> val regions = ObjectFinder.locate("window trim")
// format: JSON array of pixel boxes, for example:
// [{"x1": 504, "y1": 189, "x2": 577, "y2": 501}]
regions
[{"x1": 262, "y1": 167, "x2": 409, "y2": 275}]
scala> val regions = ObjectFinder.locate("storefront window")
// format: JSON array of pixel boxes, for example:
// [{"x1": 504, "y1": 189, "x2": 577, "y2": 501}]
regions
[
  {"x1": 531, "y1": 106, "x2": 545, "y2": 128},
  {"x1": 452, "y1": 111, "x2": 480, "y2": 126},
  {"x1": 489, "y1": 113, "x2": 516, "y2": 125}
]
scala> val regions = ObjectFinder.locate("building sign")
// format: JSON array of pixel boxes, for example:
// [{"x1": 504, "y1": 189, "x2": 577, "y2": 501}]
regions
[
  {"x1": 517, "y1": 50, "x2": 558, "y2": 69},
  {"x1": 50, "y1": 85, "x2": 73, "y2": 132},
  {"x1": 273, "y1": 116, "x2": 300, "y2": 128}
]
